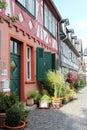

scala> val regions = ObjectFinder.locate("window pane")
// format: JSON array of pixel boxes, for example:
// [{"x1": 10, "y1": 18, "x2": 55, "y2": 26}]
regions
[
  {"x1": 26, "y1": 47, "x2": 31, "y2": 80},
  {"x1": 53, "y1": 16, "x2": 56, "y2": 37},
  {"x1": 17, "y1": 0, "x2": 35, "y2": 17},
  {"x1": 27, "y1": 47, "x2": 30, "y2": 59},
  {"x1": 14, "y1": 42, "x2": 17, "y2": 54},
  {"x1": 44, "y1": 4, "x2": 49, "y2": 30},
  {"x1": 17, "y1": 0, "x2": 25, "y2": 5},
  {"x1": 28, "y1": 0, "x2": 34, "y2": 16},
  {"x1": 10, "y1": 40, "x2": 13, "y2": 53},
  {"x1": 44, "y1": 3, "x2": 56, "y2": 37},
  {"x1": 49, "y1": 11, "x2": 52, "y2": 32},
  {"x1": 17, "y1": 44, "x2": 21, "y2": 55},
  {"x1": 27, "y1": 61, "x2": 30, "y2": 79}
]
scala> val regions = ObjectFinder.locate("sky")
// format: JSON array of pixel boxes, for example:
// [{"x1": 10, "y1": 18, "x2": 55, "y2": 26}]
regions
[{"x1": 53, "y1": 0, "x2": 87, "y2": 51}]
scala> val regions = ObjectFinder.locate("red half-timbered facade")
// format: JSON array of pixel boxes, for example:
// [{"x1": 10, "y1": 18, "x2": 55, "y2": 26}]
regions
[{"x1": 0, "y1": 0, "x2": 61, "y2": 101}]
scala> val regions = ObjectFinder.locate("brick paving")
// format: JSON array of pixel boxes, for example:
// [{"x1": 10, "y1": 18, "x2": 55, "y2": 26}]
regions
[{"x1": 25, "y1": 86, "x2": 87, "y2": 130}]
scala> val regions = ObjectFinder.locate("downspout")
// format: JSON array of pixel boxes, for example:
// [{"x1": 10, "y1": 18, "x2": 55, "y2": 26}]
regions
[
  {"x1": 62, "y1": 36, "x2": 68, "y2": 42},
  {"x1": 58, "y1": 20, "x2": 68, "y2": 72}
]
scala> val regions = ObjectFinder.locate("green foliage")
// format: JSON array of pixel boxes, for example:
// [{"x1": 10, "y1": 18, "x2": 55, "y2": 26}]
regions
[
  {"x1": 0, "y1": 1, "x2": 7, "y2": 9},
  {"x1": 0, "y1": 92, "x2": 18, "y2": 113},
  {"x1": 7, "y1": 14, "x2": 19, "y2": 23},
  {"x1": 5, "y1": 93, "x2": 18, "y2": 109},
  {"x1": 27, "y1": 90, "x2": 39, "y2": 99},
  {"x1": 74, "y1": 76, "x2": 85, "y2": 89},
  {"x1": 40, "y1": 95, "x2": 52, "y2": 103},
  {"x1": 41, "y1": 89, "x2": 49, "y2": 96},
  {"x1": 0, "y1": 92, "x2": 6, "y2": 113},
  {"x1": 16, "y1": 102, "x2": 29, "y2": 121},
  {"x1": 44, "y1": 70, "x2": 65, "y2": 98},
  {"x1": 5, "y1": 101, "x2": 29, "y2": 126},
  {"x1": 27, "y1": 90, "x2": 41, "y2": 105},
  {"x1": 5, "y1": 106, "x2": 22, "y2": 127}
]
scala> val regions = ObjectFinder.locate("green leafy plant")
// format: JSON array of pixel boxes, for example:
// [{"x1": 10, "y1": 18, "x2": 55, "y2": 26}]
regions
[
  {"x1": 16, "y1": 102, "x2": 29, "y2": 121},
  {"x1": 44, "y1": 70, "x2": 65, "y2": 98},
  {"x1": 41, "y1": 89, "x2": 49, "y2": 96},
  {"x1": 0, "y1": 92, "x2": 6, "y2": 113},
  {"x1": 74, "y1": 76, "x2": 86, "y2": 89},
  {"x1": 0, "y1": 92, "x2": 18, "y2": 113},
  {"x1": 27, "y1": 90, "x2": 39, "y2": 99},
  {"x1": 0, "y1": 1, "x2": 7, "y2": 9},
  {"x1": 40, "y1": 95, "x2": 52, "y2": 103},
  {"x1": 7, "y1": 14, "x2": 19, "y2": 23},
  {"x1": 5, "y1": 106, "x2": 22, "y2": 127}
]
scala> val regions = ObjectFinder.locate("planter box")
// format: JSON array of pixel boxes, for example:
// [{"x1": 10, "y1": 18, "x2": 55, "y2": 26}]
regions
[
  {"x1": 52, "y1": 100, "x2": 60, "y2": 109},
  {"x1": 39, "y1": 101, "x2": 49, "y2": 109}
]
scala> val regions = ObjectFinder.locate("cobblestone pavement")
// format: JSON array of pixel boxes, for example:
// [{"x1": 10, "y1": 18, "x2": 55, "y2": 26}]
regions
[{"x1": 25, "y1": 86, "x2": 87, "y2": 130}]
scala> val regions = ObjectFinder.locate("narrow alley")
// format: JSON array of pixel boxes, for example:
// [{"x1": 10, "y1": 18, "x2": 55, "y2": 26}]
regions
[{"x1": 25, "y1": 86, "x2": 87, "y2": 130}]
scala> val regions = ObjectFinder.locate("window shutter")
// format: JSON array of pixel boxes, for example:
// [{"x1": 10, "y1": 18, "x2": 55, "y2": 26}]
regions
[
  {"x1": 44, "y1": 52, "x2": 52, "y2": 72},
  {"x1": 52, "y1": 53, "x2": 56, "y2": 71},
  {"x1": 36, "y1": 47, "x2": 44, "y2": 81}
]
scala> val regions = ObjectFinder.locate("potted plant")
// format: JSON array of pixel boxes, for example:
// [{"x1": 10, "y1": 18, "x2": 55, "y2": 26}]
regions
[
  {"x1": 44, "y1": 70, "x2": 65, "y2": 109},
  {"x1": 26, "y1": 90, "x2": 39, "y2": 106},
  {"x1": 17, "y1": 102, "x2": 29, "y2": 127},
  {"x1": 0, "y1": 92, "x2": 18, "y2": 128},
  {"x1": 39, "y1": 95, "x2": 52, "y2": 108},
  {"x1": 0, "y1": 92, "x2": 7, "y2": 128},
  {"x1": 5, "y1": 106, "x2": 25, "y2": 130}
]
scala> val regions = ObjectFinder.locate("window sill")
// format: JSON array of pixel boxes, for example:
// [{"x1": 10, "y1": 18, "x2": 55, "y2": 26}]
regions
[{"x1": 25, "y1": 80, "x2": 36, "y2": 84}]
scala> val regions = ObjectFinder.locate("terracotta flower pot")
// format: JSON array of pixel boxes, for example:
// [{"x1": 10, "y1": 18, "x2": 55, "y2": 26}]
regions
[
  {"x1": 5, "y1": 121, "x2": 25, "y2": 130},
  {"x1": 59, "y1": 98, "x2": 63, "y2": 107},
  {"x1": 26, "y1": 97, "x2": 34, "y2": 106},
  {"x1": 0, "y1": 113, "x2": 6, "y2": 128}
]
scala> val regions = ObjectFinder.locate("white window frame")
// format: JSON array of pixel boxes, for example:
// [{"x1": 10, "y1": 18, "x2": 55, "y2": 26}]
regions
[{"x1": 26, "y1": 46, "x2": 31, "y2": 80}]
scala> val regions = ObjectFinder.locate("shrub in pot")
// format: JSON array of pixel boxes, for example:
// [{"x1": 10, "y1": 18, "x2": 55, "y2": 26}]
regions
[
  {"x1": 0, "y1": 92, "x2": 18, "y2": 113},
  {"x1": 0, "y1": 92, "x2": 7, "y2": 128},
  {"x1": 5, "y1": 106, "x2": 25, "y2": 130},
  {"x1": 17, "y1": 102, "x2": 29, "y2": 127},
  {"x1": 0, "y1": 92, "x2": 18, "y2": 128},
  {"x1": 0, "y1": 92, "x2": 7, "y2": 113}
]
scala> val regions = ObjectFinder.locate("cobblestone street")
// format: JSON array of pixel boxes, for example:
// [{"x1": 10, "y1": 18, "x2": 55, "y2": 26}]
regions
[{"x1": 25, "y1": 86, "x2": 87, "y2": 130}]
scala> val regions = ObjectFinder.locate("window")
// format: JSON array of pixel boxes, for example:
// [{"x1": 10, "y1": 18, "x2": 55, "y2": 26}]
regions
[
  {"x1": 16, "y1": 0, "x2": 35, "y2": 17},
  {"x1": 10, "y1": 40, "x2": 21, "y2": 55},
  {"x1": 62, "y1": 42, "x2": 69, "y2": 58},
  {"x1": 26, "y1": 47, "x2": 31, "y2": 80},
  {"x1": 44, "y1": 3, "x2": 56, "y2": 38}
]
